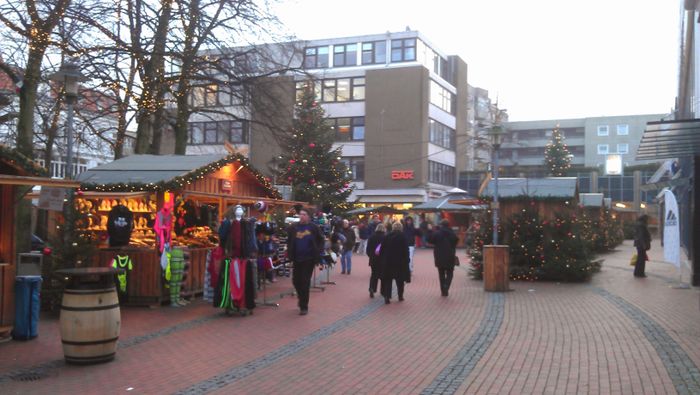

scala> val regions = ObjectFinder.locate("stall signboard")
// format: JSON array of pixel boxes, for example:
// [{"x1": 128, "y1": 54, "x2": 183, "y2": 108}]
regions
[
  {"x1": 38, "y1": 187, "x2": 66, "y2": 211},
  {"x1": 220, "y1": 179, "x2": 232, "y2": 193}
]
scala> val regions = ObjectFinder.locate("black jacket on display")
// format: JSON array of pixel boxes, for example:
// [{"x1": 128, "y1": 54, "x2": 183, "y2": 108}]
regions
[{"x1": 107, "y1": 204, "x2": 134, "y2": 247}]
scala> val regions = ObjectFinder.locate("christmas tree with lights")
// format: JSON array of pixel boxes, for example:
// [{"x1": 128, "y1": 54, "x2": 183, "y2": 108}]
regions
[
  {"x1": 544, "y1": 124, "x2": 572, "y2": 176},
  {"x1": 277, "y1": 83, "x2": 353, "y2": 210}
]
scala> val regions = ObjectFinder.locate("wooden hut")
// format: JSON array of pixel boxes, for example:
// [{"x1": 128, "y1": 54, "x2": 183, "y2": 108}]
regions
[
  {"x1": 0, "y1": 146, "x2": 80, "y2": 337},
  {"x1": 480, "y1": 177, "x2": 579, "y2": 221}
]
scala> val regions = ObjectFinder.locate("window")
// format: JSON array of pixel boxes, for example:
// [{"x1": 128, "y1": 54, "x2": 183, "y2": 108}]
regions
[
  {"x1": 616, "y1": 124, "x2": 629, "y2": 135},
  {"x1": 190, "y1": 84, "x2": 239, "y2": 107},
  {"x1": 333, "y1": 44, "x2": 357, "y2": 67},
  {"x1": 391, "y1": 38, "x2": 416, "y2": 62},
  {"x1": 428, "y1": 161, "x2": 455, "y2": 186},
  {"x1": 328, "y1": 117, "x2": 365, "y2": 141},
  {"x1": 597, "y1": 144, "x2": 609, "y2": 154},
  {"x1": 342, "y1": 157, "x2": 364, "y2": 181},
  {"x1": 361, "y1": 41, "x2": 386, "y2": 65},
  {"x1": 617, "y1": 143, "x2": 629, "y2": 154},
  {"x1": 597, "y1": 125, "x2": 609, "y2": 136},
  {"x1": 304, "y1": 46, "x2": 329, "y2": 68},
  {"x1": 430, "y1": 80, "x2": 454, "y2": 114},
  {"x1": 429, "y1": 119, "x2": 455, "y2": 150},
  {"x1": 303, "y1": 77, "x2": 365, "y2": 103},
  {"x1": 188, "y1": 120, "x2": 248, "y2": 145}
]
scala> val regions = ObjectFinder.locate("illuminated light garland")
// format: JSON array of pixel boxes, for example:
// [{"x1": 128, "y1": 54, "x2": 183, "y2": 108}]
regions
[
  {"x1": 80, "y1": 153, "x2": 281, "y2": 199},
  {"x1": 0, "y1": 144, "x2": 50, "y2": 176}
]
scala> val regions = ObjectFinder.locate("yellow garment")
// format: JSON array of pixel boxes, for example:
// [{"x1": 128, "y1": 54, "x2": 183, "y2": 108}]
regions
[{"x1": 111, "y1": 255, "x2": 133, "y2": 293}]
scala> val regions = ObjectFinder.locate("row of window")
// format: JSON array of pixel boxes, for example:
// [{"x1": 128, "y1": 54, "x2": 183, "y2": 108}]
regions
[
  {"x1": 188, "y1": 120, "x2": 248, "y2": 145},
  {"x1": 295, "y1": 78, "x2": 366, "y2": 103},
  {"x1": 189, "y1": 84, "x2": 246, "y2": 108},
  {"x1": 326, "y1": 117, "x2": 365, "y2": 141},
  {"x1": 428, "y1": 160, "x2": 456, "y2": 186},
  {"x1": 305, "y1": 38, "x2": 418, "y2": 69},
  {"x1": 430, "y1": 80, "x2": 455, "y2": 115},
  {"x1": 597, "y1": 143, "x2": 629, "y2": 155},
  {"x1": 597, "y1": 124, "x2": 628, "y2": 136},
  {"x1": 429, "y1": 119, "x2": 455, "y2": 149}
]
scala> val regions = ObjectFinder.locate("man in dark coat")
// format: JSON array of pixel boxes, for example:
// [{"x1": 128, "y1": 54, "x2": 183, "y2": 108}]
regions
[
  {"x1": 365, "y1": 223, "x2": 386, "y2": 298},
  {"x1": 287, "y1": 207, "x2": 324, "y2": 315},
  {"x1": 427, "y1": 219, "x2": 459, "y2": 297},
  {"x1": 379, "y1": 222, "x2": 411, "y2": 304},
  {"x1": 633, "y1": 214, "x2": 651, "y2": 278}
]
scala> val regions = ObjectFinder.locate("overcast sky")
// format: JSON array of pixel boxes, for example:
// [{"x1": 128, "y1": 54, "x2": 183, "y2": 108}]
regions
[{"x1": 272, "y1": 0, "x2": 680, "y2": 122}]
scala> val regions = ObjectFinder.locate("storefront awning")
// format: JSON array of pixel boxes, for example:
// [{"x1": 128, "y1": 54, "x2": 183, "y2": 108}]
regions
[{"x1": 636, "y1": 119, "x2": 700, "y2": 160}]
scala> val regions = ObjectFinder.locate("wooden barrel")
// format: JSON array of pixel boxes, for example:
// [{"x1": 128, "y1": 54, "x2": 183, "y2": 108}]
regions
[
  {"x1": 483, "y1": 245, "x2": 510, "y2": 292},
  {"x1": 60, "y1": 286, "x2": 121, "y2": 364}
]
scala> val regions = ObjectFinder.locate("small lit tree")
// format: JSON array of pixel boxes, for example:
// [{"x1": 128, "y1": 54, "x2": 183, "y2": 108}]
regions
[{"x1": 544, "y1": 124, "x2": 572, "y2": 176}]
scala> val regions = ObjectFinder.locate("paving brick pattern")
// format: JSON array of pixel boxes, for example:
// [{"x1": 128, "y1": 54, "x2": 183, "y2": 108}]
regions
[
  {"x1": 1, "y1": 240, "x2": 698, "y2": 395},
  {"x1": 175, "y1": 298, "x2": 385, "y2": 394},
  {"x1": 420, "y1": 293, "x2": 504, "y2": 395},
  {"x1": 594, "y1": 287, "x2": 700, "y2": 394}
]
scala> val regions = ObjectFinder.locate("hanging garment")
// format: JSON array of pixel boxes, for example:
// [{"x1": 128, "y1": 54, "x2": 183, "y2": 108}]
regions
[
  {"x1": 111, "y1": 255, "x2": 133, "y2": 293},
  {"x1": 228, "y1": 258, "x2": 247, "y2": 309},
  {"x1": 154, "y1": 209, "x2": 173, "y2": 254},
  {"x1": 107, "y1": 205, "x2": 134, "y2": 247},
  {"x1": 169, "y1": 248, "x2": 185, "y2": 304},
  {"x1": 245, "y1": 259, "x2": 257, "y2": 310}
]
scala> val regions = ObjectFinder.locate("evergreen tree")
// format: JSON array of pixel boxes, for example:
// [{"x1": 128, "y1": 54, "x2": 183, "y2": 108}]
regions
[
  {"x1": 277, "y1": 83, "x2": 353, "y2": 210},
  {"x1": 544, "y1": 124, "x2": 572, "y2": 176}
]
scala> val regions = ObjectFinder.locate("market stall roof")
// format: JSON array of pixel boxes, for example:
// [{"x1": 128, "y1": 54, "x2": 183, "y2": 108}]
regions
[
  {"x1": 346, "y1": 205, "x2": 406, "y2": 215},
  {"x1": 480, "y1": 177, "x2": 578, "y2": 199},
  {"x1": 412, "y1": 192, "x2": 487, "y2": 212},
  {"x1": 0, "y1": 145, "x2": 80, "y2": 187},
  {"x1": 636, "y1": 118, "x2": 700, "y2": 160},
  {"x1": 76, "y1": 153, "x2": 280, "y2": 198}
]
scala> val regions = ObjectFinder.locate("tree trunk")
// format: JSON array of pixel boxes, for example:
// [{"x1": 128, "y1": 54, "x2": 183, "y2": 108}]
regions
[{"x1": 15, "y1": 50, "x2": 43, "y2": 156}]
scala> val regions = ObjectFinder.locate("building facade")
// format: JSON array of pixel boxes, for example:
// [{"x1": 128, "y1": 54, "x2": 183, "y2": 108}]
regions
[{"x1": 186, "y1": 30, "x2": 505, "y2": 207}]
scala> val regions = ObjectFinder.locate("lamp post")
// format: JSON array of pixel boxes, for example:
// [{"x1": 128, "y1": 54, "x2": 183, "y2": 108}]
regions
[
  {"x1": 482, "y1": 109, "x2": 510, "y2": 292},
  {"x1": 51, "y1": 60, "x2": 86, "y2": 253},
  {"x1": 50, "y1": 60, "x2": 87, "y2": 180},
  {"x1": 488, "y1": 111, "x2": 506, "y2": 245}
]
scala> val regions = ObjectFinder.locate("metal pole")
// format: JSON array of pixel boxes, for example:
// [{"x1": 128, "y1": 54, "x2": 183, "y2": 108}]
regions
[
  {"x1": 493, "y1": 145, "x2": 499, "y2": 245},
  {"x1": 65, "y1": 96, "x2": 75, "y2": 179}
]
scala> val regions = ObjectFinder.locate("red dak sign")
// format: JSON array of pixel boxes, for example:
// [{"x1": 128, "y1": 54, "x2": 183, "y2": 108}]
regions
[{"x1": 391, "y1": 170, "x2": 414, "y2": 180}]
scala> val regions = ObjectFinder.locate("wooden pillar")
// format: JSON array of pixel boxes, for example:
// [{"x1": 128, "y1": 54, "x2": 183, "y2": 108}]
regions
[{"x1": 483, "y1": 245, "x2": 510, "y2": 292}]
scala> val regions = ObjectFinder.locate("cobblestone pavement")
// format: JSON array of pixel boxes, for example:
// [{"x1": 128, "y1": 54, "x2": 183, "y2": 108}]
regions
[{"x1": 1, "y1": 239, "x2": 698, "y2": 394}]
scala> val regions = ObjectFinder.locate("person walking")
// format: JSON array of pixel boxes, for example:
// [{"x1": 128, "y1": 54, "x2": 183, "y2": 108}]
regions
[
  {"x1": 365, "y1": 223, "x2": 386, "y2": 298},
  {"x1": 339, "y1": 219, "x2": 356, "y2": 274},
  {"x1": 358, "y1": 221, "x2": 370, "y2": 255},
  {"x1": 379, "y1": 221, "x2": 411, "y2": 304},
  {"x1": 427, "y1": 219, "x2": 459, "y2": 297},
  {"x1": 418, "y1": 216, "x2": 430, "y2": 248},
  {"x1": 287, "y1": 207, "x2": 324, "y2": 315},
  {"x1": 633, "y1": 214, "x2": 651, "y2": 278},
  {"x1": 403, "y1": 216, "x2": 418, "y2": 273}
]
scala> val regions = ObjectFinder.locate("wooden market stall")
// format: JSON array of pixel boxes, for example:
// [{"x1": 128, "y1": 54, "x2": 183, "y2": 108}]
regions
[
  {"x1": 479, "y1": 177, "x2": 580, "y2": 221},
  {"x1": 76, "y1": 153, "x2": 290, "y2": 306},
  {"x1": 0, "y1": 146, "x2": 80, "y2": 337},
  {"x1": 411, "y1": 192, "x2": 487, "y2": 247}
]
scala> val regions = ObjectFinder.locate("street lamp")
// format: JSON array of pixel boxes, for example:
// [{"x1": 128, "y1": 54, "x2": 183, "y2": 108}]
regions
[
  {"x1": 488, "y1": 111, "x2": 507, "y2": 245},
  {"x1": 50, "y1": 59, "x2": 87, "y2": 180}
]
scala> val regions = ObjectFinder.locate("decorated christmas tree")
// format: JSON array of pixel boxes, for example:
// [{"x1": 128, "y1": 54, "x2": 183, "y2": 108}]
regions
[
  {"x1": 277, "y1": 82, "x2": 353, "y2": 210},
  {"x1": 544, "y1": 124, "x2": 572, "y2": 176}
]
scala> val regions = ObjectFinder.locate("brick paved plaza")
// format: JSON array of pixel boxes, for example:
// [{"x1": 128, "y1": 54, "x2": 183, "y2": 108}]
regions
[{"x1": 1, "y1": 239, "x2": 699, "y2": 394}]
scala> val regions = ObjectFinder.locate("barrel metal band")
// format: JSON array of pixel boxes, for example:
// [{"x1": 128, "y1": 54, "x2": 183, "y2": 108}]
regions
[
  {"x1": 60, "y1": 303, "x2": 120, "y2": 311},
  {"x1": 63, "y1": 288, "x2": 116, "y2": 295},
  {"x1": 61, "y1": 336, "x2": 119, "y2": 346},
  {"x1": 65, "y1": 353, "x2": 116, "y2": 362}
]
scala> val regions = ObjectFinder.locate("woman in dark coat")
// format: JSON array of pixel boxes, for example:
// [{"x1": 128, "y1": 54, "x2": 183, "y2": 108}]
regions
[
  {"x1": 427, "y1": 219, "x2": 459, "y2": 297},
  {"x1": 365, "y1": 223, "x2": 386, "y2": 298},
  {"x1": 633, "y1": 214, "x2": 651, "y2": 278},
  {"x1": 379, "y1": 221, "x2": 411, "y2": 304}
]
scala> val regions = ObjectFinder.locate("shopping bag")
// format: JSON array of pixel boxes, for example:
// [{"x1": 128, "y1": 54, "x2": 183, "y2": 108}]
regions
[{"x1": 629, "y1": 253, "x2": 637, "y2": 266}]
